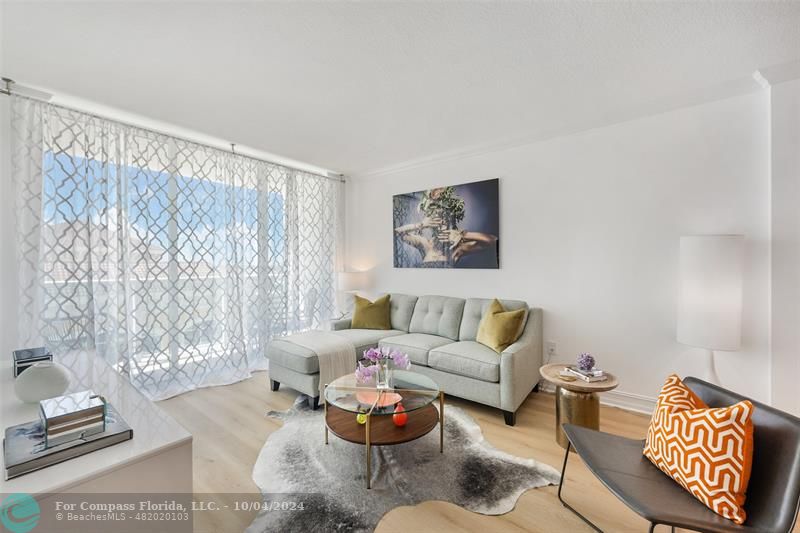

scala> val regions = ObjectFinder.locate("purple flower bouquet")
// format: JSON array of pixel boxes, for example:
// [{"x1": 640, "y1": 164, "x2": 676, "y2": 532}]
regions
[{"x1": 356, "y1": 347, "x2": 411, "y2": 388}]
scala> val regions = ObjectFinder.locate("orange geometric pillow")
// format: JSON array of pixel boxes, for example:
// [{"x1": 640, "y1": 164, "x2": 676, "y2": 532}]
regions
[{"x1": 643, "y1": 374, "x2": 754, "y2": 524}]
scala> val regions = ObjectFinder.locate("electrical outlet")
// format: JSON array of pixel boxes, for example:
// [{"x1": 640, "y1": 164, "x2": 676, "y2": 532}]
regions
[{"x1": 546, "y1": 341, "x2": 557, "y2": 360}]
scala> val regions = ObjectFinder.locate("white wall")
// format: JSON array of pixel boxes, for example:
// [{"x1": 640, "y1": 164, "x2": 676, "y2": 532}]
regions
[
  {"x1": 770, "y1": 78, "x2": 800, "y2": 415},
  {"x1": 346, "y1": 92, "x2": 771, "y2": 407}
]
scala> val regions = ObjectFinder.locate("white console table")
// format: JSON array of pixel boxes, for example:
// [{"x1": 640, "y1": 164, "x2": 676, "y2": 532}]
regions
[{"x1": 0, "y1": 351, "x2": 192, "y2": 495}]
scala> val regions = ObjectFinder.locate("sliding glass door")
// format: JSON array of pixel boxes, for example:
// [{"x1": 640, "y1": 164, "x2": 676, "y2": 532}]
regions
[{"x1": 12, "y1": 96, "x2": 341, "y2": 399}]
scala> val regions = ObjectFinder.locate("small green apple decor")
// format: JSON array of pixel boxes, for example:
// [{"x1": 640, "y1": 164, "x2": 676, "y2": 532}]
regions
[{"x1": 392, "y1": 404, "x2": 408, "y2": 427}]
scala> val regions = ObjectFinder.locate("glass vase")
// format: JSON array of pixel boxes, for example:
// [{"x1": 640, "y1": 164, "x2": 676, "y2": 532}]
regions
[{"x1": 376, "y1": 360, "x2": 392, "y2": 390}]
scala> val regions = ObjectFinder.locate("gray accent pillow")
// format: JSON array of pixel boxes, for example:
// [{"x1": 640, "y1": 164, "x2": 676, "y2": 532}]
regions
[
  {"x1": 460, "y1": 298, "x2": 528, "y2": 341},
  {"x1": 409, "y1": 295, "x2": 466, "y2": 340}
]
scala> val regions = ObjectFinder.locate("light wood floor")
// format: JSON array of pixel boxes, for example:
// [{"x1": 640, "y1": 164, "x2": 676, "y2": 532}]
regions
[{"x1": 160, "y1": 372, "x2": 798, "y2": 533}]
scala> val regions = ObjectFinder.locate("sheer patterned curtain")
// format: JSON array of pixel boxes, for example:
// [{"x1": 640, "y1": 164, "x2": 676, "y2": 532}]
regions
[{"x1": 11, "y1": 96, "x2": 341, "y2": 400}]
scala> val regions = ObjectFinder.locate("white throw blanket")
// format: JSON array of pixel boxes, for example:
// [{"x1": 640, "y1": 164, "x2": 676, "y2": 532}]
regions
[{"x1": 286, "y1": 331, "x2": 356, "y2": 395}]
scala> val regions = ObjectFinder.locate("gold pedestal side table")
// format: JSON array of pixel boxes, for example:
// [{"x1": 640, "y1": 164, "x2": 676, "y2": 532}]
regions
[{"x1": 539, "y1": 363, "x2": 619, "y2": 450}]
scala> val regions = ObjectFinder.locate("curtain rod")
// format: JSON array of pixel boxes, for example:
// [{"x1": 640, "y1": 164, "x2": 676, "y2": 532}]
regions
[{"x1": 1, "y1": 78, "x2": 346, "y2": 184}]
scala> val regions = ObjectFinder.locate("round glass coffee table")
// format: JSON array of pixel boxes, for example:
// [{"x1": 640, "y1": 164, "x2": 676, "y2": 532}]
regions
[{"x1": 323, "y1": 370, "x2": 443, "y2": 489}]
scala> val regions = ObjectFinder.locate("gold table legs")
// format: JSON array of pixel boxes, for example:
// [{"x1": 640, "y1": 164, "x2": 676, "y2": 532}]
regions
[
  {"x1": 555, "y1": 386, "x2": 600, "y2": 450},
  {"x1": 365, "y1": 413, "x2": 371, "y2": 489},
  {"x1": 323, "y1": 384, "x2": 328, "y2": 445},
  {"x1": 439, "y1": 391, "x2": 444, "y2": 453}
]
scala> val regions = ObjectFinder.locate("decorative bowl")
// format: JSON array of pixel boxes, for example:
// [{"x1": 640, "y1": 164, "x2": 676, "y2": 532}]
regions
[{"x1": 356, "y1": 391, "x2": 402, "y2": 407}]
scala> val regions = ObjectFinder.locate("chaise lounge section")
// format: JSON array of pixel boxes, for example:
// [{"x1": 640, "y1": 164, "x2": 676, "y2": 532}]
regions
[{"x1": 266, "y1": 293, "x2": 543, "y2": 425}]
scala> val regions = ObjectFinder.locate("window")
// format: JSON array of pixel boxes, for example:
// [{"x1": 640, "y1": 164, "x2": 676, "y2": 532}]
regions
[{"x1": 13, "y1": 97, "x2": 341, "y2": 399}]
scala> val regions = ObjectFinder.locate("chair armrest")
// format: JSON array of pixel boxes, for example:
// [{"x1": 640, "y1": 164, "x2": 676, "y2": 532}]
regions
[
  {"x1": 330, "y1": 317, "x2": 352, "y2": 331},
  {"x1": 499, "y1": 308, "x2": 543, "y2": 412}
]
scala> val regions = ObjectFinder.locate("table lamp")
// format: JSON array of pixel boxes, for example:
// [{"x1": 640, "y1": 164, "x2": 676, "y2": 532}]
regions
[
  {"x1": 677, "y1": 235, "x2": 744, "y2": 385},
  {"x1": 337, "y1": 270, "x2": 367, "y2": 316}
]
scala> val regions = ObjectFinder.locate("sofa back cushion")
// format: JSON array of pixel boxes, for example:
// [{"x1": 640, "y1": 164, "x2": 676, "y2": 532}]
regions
[
  {"x1": 460, "y1": 298, "x2": 528, "y2": 341},
  {"x1": 409, "y1": 295, "x2": 466, "y2": 340},
  {"x1": 389, "y1": 293, "x2": 418, "y2": 332}
]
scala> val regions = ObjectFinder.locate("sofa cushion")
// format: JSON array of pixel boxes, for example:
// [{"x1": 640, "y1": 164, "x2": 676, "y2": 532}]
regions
[
  {"x1": 267, "y1": 338, "x2": 321, "y2": 374},
  {"x1": 409, "y1": 295, "x2": 466, "y2": 340},
  {"x1": 476, "y1": 299, "x2": 527, "y2": 353},
  {"x1": 428, "y1": 341, "x2": 500, "y2": 383},
  {"x1": 378, "y1": 333, "x2": 452, "y2": 366},
  {"x1": 643, "y1": 374, "x2": 754, "y2": 524},
  {"x1": 460, "y1": 298, "x2": 528, "y2": 341},
  {"x1": 331, "y1": 328, "x2": 405, "y2": 356},
  {"x1": 352, "y1": 294, "x2": 392, "y2": 329},
  {"x1": 389, "y1": 293, "x2": 418, "y2": 332}
]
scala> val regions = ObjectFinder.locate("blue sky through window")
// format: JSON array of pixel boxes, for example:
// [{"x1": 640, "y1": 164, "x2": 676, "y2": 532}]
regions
[{"x1": 42, "y1": 151, "x2": 286, "y2": 262}]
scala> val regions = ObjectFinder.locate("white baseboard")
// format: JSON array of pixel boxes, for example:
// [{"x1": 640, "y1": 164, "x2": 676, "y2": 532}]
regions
[{"x1": 538, "y1": 381, "x2": 656, "y2": 415}]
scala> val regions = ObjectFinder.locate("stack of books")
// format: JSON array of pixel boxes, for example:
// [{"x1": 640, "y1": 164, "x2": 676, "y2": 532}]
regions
[
  {"x1": 566, "y1": 366, "x2": 608, "y2": 383},
  {"x1": 3, "y1": 390, "x2": 133, "y2": 480},
  {"x1": 12, "y1": 347, "x2": 53, "y2": 377},
  {"x1": 40, "y1": 391, "x2": 107, "y2": 448}
]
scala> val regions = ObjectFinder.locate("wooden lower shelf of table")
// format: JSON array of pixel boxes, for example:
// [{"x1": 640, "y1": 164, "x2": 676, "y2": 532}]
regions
[{"x1": 325, "y1": 403, "x2": 439, "y2": 446}]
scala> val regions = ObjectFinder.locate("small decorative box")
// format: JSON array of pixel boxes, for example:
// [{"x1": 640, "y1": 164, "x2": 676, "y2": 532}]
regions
[
  {"x1": 39, "y1": 390, "x2": 107, "y2": 448},
  {"x1": 12, "y1": 347, "x2": 53, "y2": 378}
]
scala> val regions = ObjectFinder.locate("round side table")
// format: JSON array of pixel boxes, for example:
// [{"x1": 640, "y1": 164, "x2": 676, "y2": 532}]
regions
[{"x1": 539, "y1": 363, "x2": 619, "y2": 450}]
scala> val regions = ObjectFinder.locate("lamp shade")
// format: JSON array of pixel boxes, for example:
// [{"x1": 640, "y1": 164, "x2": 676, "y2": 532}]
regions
[
  {"x1": 677, "y1": 235, "x2": 744, "y2": 351},
  {"x1": 337, "y1": 271, "x2": 367, "y2": 292}
]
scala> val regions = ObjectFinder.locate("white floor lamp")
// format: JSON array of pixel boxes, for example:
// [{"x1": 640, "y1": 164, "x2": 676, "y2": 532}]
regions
[{"x1": 677, "y1": 235, "x2": 744, "y2": 385}]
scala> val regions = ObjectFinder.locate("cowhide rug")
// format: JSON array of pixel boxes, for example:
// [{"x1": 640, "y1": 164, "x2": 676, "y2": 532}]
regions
[{"x1": 246, "y1": 396, "x2": 560, "y2": 533}]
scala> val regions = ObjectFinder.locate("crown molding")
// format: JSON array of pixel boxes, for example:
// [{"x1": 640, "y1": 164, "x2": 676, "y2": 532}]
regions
[
  {"x1": 354, "y1": 74, "x2": 766, "y2": 179},
  {"x1": 4, "y1": 79, "x2": 340, "y2": 178},
  {"x1": 753, "y1": 60, "x2": 800, "y2": 88}
]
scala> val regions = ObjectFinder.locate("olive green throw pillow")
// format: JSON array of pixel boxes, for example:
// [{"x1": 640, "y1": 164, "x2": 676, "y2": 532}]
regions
[
  {"x1": 351, "y1": 294, "x2": 392, "y2": 330},
  {"x1": 476, "y1": 299, "x2": 527, "y2": 353}
]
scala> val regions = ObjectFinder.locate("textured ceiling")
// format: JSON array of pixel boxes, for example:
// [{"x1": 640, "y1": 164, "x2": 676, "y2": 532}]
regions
[{"x1": 3, "y1": 1, "x2": 800, "y2": 175}]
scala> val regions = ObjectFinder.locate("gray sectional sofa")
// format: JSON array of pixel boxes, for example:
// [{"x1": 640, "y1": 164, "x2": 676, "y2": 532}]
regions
[{"x1": 266, "y1": 293, "x2": 543, "y2": 425}]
